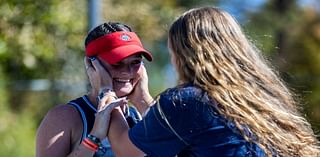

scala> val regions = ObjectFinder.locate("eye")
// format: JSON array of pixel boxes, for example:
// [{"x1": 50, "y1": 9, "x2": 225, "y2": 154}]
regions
[
  {"x1": 131, "y1": 59, "x2": 143, "y2": 66},
  {"x1": 111, "y1": 63, "x2": 122, "y2": 69}
]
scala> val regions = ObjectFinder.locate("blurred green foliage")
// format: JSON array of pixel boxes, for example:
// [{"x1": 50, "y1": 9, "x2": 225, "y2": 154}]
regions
[
  {"x1": 0, "y1": 0, "x2": 86, "y2": 156},
  {"x1": 0, "y1": 0, "x2": 319, "y2": 156}
]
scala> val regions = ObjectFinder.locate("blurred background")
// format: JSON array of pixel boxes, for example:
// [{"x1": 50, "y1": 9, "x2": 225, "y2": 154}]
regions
[{"x1": 0, "y1": 0, "x2": 319, "y2": 156}]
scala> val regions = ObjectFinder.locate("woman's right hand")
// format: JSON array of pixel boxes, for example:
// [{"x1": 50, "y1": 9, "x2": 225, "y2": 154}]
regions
[
  {"x1": 84, "y1": 56, "x2": 113, "y2": 95},
  {"x1": 84, "y1": 56, "x2": 120, "y2": 139}
]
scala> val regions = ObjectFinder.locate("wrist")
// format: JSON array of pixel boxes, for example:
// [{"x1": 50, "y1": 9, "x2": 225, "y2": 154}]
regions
[
  {"x1": 81, "y1": 134, "x2": 102, "y2": 152},
  {"x1": 142, "y1": 93, "x2": 154, "y2": 107},
  {"x1": 97, "y1": 88, "x2": 117, "y2": 103},
  {"x1": 90, "y1": 126, "x2": 108, "y2": 140},
  {"x1": 135, "y1": 96, "x2": 154, "y2": 115}
]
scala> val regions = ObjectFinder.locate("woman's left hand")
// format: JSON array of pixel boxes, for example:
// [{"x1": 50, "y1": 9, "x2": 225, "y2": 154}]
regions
[
  {"x1": 91, "y1": 96, "x2": 128, "y2": 139},
  {"x1": 128, "y1": 65, "x2": 154, "y2": 115}
]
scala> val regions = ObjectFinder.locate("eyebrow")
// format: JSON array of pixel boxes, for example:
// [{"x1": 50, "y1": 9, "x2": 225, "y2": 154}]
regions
[{"x1": 115, "y1": 56, "x2": 143, "y2": 64}]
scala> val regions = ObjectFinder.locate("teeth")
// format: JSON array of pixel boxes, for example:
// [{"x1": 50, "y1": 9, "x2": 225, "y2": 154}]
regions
[{"x1": 115, "y1": 79, "x2": 130, "y2": 83}]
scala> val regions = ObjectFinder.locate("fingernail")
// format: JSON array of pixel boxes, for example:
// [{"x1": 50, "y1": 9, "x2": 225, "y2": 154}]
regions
[{"x1": 141, "y1": 61, "x2": 144, "y2": 65}]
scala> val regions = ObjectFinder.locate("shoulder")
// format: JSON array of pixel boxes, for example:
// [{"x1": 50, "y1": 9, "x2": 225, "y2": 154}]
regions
[
  {"x1": 158, "y1": 83, "x2": 214, "y2": 109},
  {"x1": 155, "y1": 83, "x2": 220, "y2": 128},
  {"x1": 163, "y1": 82, "x2": 202, "y2": 94},
  {"x1": 37, "y1": 104, "x2": 81, "y2": 133},
  {"x1": 36, "y1": 103, "x2": 83, "y2": 156},
  {"x1": 160, "y1": 83, "x2": 202, "y2": 100},
  {"x1": 46, "y1": 104, "x2": 79, "y2": 122}
]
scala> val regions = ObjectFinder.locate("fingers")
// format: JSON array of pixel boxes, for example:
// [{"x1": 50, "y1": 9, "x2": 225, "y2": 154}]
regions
[
  {"x1": 97, "y1": 97, "x2": 128, "y2": 113},
  {"x1": 90, "y1": 57, "x2": 113, "y2": 76},
  {"x1": 109, "y1": 98, "x2": 128, "y2": 109},
  {"x1": 140, "y1": 64, "x2": 148, "y2": 78}
]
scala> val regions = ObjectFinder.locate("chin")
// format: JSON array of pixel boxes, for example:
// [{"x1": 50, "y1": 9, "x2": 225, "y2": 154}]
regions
[{"x1": 113, "y1": 79, "x2": 137, "y2": 97}]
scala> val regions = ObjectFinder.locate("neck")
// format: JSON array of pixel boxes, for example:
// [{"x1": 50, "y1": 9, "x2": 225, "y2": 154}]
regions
[{"x1": 87, "y1": 91, "x2": 98, "y2": 108}]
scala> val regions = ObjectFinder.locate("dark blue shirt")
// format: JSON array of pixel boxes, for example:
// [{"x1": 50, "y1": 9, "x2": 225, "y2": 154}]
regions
[{"x1": 129, "y1": 83, "x2": 267, "y2": 157}]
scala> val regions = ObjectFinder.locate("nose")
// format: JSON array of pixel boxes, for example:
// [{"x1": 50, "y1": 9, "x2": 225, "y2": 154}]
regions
[{"x1": 119, "y1": 64, "x2": 133, "y2": 75}]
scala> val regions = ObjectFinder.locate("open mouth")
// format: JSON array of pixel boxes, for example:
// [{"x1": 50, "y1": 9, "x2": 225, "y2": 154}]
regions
[
  {"x1": 112, "y1": 78, "x2": 135, "y2": 96},
  {"x1": 113, "y1": 78, "x2": 133, "y2": 84}
]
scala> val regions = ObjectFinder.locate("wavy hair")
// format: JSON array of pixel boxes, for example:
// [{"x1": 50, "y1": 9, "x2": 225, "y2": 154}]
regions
[{"x1": 168, "y1": 7, "x2": 319, "y2": 157}]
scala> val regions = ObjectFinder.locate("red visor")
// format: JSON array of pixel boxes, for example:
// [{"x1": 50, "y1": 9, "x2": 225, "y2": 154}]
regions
[{"x1": 85, "y1": 31, "x2": 153, "y2": 64}]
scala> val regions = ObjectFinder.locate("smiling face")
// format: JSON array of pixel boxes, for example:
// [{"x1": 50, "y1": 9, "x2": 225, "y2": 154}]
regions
[{"x1": 98, "y1": 54, "x2": 143, "y2": 97}]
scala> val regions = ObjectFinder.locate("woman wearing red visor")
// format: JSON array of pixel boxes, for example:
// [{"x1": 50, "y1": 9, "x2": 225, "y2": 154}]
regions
[{"x1": 36, "y1": 22, "x2": 153, "y2": 157}]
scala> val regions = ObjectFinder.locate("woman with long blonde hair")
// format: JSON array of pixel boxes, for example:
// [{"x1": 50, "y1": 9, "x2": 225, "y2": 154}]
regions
[{"x1": 88, "y1": 7, "x2": 320, "y2": 157}]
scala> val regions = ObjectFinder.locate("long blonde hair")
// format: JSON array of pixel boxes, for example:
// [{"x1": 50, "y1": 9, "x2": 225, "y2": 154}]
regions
[{"x1": 168, "y1": 7, "x2": 319, "y2": 157}]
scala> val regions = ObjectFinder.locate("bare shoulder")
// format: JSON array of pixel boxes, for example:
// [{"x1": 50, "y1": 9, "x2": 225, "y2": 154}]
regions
[
  {"x1": 36, "y1": 104, "x2": 82, "y2": 157},
  {"x1": 39, "y1": 104, "x2": 80, "y2": 128},
  {"x1": 46, "y1": 104, "x2": 80, "y2": 120}
]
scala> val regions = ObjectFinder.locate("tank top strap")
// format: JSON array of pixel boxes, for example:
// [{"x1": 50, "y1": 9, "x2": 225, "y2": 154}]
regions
[{"x1": 68, "y1": 95, "x2": 97, "y2": 142}]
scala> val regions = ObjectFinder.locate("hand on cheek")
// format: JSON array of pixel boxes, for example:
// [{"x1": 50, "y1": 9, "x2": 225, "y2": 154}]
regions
[
  {"x1": 84, "y1": 57, "x2": 100, "y2": 95},
  {"x1": 128, "y1": 65, "x2": 154, "y2": 114},
  {"x1": 85, "y1": 56, "x2": 113, "y2": 94}
]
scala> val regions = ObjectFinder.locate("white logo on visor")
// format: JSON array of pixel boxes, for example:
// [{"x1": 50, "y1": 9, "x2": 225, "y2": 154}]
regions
[{"x1": 120, "y1": 34, "x2": 131, "y2": 41}]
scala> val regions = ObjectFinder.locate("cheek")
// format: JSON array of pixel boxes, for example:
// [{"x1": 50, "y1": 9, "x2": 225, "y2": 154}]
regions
[
  {"x1": 171, "y1": 54, "x2": 178, "y2": 69},
  {"x1": 100, "y1": 63, "x2": 116, "y2": 77},
  {"x1": 109, "y1": 65, "x2": 142, "y2": 84},
  {"x1": 108, "y1": 69, "x2": 117, "y2": 77},
  {"x1": 171, "y1": 57, "x2": 175, "y2": 66}
]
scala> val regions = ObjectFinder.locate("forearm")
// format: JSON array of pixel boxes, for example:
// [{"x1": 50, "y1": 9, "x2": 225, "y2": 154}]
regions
[
  {"x1": 108, "y1": 108, "x2": 144, "y2": 157},
  {"x1": 66, "y1": 144, "x2": 95, "y2": 157},
  {"x1": 133, "y1": 94, "x2": 154, "y2": 116},
  {"x1": 108, "y1": 108, "x2": 129, "y2": 155},
  {"x1": 36, "y1": 141, "x2": 96, "y2": 157}
]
